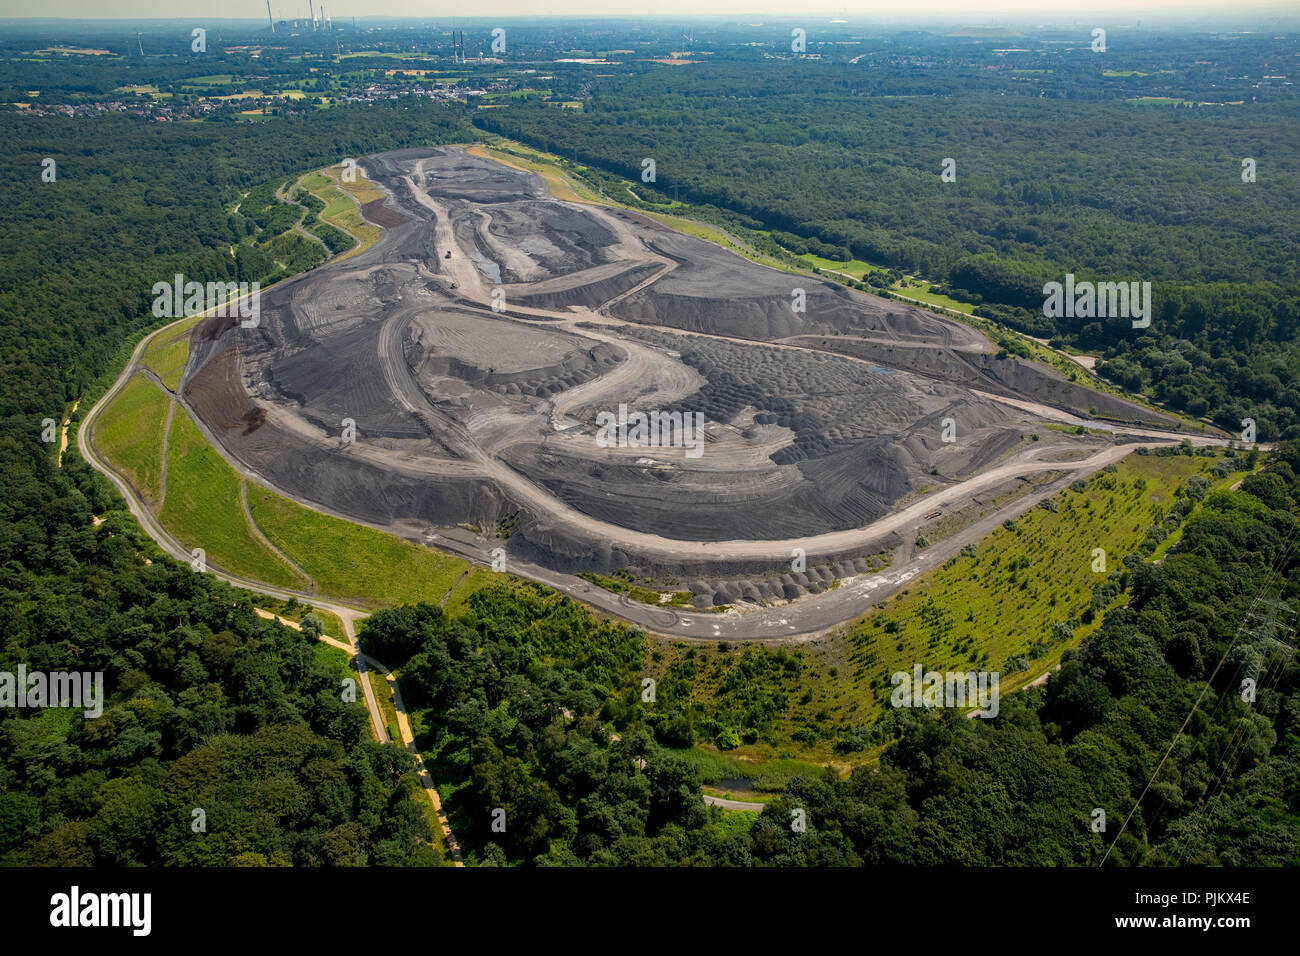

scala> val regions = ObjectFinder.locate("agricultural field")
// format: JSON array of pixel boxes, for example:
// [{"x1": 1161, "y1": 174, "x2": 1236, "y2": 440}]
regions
[{"x1": 113, "y1": 84, "x2": 168, "y2": 98}]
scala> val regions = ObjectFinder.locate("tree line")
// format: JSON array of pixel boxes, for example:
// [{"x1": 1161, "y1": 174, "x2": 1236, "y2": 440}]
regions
[
  {"x1": 362, "y1": 447, "x2": 1300, "y2": 864},
  {"x1": 0, "y1": 101, "x2": 474, "y2": 866}
]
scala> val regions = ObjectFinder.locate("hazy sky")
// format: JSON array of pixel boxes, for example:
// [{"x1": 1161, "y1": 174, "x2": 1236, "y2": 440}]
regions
[{"x1": 3, "y1": 1, "x2": 1296, "y2": 23}]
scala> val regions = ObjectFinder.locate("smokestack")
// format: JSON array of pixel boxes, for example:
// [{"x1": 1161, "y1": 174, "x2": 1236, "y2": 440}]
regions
[
  {"x1": 267, "y1": 0, "x2": 274, "y2": 32},
  {"x1": 309, "y1": 0, "x2": 315, "y2": 30}
]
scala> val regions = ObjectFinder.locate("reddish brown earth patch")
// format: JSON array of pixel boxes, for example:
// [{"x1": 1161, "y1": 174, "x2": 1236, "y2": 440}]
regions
[
  {"x1": 185, "y1": 347, "x2": 259, "y2": 433},
  {"x1": 361, "y1": 199, "x2": 409, "y2": 229}
]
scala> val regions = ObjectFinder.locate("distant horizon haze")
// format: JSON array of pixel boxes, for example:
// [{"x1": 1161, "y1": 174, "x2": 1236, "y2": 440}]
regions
[{"x1": 1, "y1": 1, "x2": 1298, "y2": 26}]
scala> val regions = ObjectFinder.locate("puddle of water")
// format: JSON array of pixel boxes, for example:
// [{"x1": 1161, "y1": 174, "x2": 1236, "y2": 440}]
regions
[{"x1": 470, "y1": 248, "x2": 502, "y2": 285}]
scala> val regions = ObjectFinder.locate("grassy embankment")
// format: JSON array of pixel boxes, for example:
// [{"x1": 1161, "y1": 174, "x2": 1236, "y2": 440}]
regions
[
  {"x1": 97, "y1": 373, "x2": 508, "y2": 610},
  {"x1": 244, "y1": 485, "x2": 501, "y2": 611},
  {"x1": 299, "y1": 164, "x2": 382, "y2": 258},
  {"x1": 157, "y1": 411, "x2": 306, "y2": 589},
  {"x1": 252, "y1": 597, "x2": 349, "y2": 641},
  {"x1": 90, "y1": 374, "x2": 170, "y2": 508},
  {"x1": 367, "y1": 669, "x2": 402, "y2": 744},
  {"x1": 646, "y1": 451, "x2": 1238, "y2": 775},
  {"x1": 140, "y1": 314, "x2": 204, "y2": 391}
]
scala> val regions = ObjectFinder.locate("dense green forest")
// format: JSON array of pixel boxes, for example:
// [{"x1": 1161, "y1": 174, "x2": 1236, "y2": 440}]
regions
[
  {"x1": 2, "y1": 31, "x2": 1299, "y2": 867},
  {"x1": 0, "y1": 102, "x2": 473, "y2": 865},
  {"x1": 477, "y1": 68, "x2": 1297, "y2": 286},
  {"x1": 0, "y1": 524, "x2": 441, "y2": 866},
  {"x1": 358, "y1": 448, "x2": 1300, "y2": 865}
]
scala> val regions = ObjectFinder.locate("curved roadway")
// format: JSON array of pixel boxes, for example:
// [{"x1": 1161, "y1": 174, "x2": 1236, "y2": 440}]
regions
[
  {"x1": 78, "y1": 299, "x2": 465, "y2": 866},
  {"x1": 80, "y1": 152, "x2": 1247, "y2": 642}
]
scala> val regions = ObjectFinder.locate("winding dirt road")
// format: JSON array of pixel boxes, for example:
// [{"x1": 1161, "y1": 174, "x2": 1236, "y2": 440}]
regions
[
  {"x1": 134, "y1": 149, "x2": 1249, "y2": 639},
  {"x1": 82, "y1": 148, "x2": 1248, "y2": 648},
  {"x1": 78, "y1": 299, "x2": 465, "y2": 867}
]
